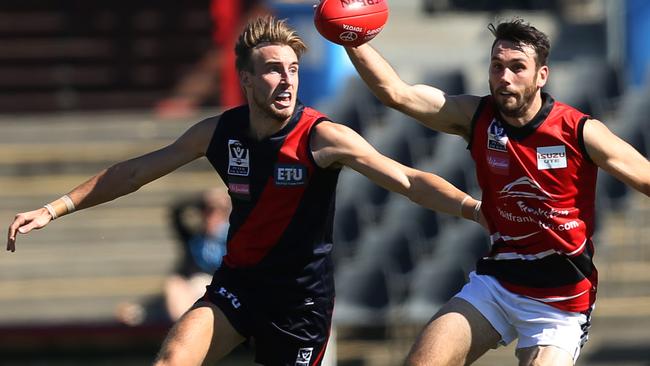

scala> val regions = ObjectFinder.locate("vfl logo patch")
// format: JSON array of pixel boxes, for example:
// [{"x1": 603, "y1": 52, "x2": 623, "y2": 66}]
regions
[
  {"x1": 537, "y1": 145, "x2": 567, "y2": 170},
  {"x1": 487, "y1": 119, "x2": 508, "y2": 152},
  {"x1": 275, "y1": 164, "x2": 307, "y2": 186},
  {"x1": 295, "y1": 347, "x2": 313, "y2": 366},
  {"x1": 228, "y1": 139, "x2": 249, "y2": 176}
]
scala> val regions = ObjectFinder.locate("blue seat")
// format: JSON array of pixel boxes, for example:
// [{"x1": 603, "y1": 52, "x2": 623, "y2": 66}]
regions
[{"x1": 333, "y1": 200, "x2": 362, "y2": 262}]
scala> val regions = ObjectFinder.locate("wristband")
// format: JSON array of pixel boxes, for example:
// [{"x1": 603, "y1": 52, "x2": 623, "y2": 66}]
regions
[
  {"x1": 43, "y1": 195, "x2": 76, "y2": 220},
  {"x1": 44, "y1": 204, "x2": 58, "y2": 220},
  {"x1": 61, "y1": 194, "x2": 76, "y2": 213},
  {"x1": 473, "y1": 201, "x2": 482, "y2": 223},
  {"x1": 460, "y1": 195, "x2": 471, "y2": 217}
]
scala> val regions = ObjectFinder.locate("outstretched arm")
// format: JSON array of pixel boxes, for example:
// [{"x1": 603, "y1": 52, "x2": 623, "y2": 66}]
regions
[
  {"x1": 583, "y1": 119, "x2": 650, "y2": 196},
  {"x1": 345, "y1": 44, "x2": 480, "y2": 140},
  {"x1": 7, "y1": 118, "x2": 218, "y2": 252},
  {"x1": 312, "y1": 122, "x2": 484, "y2": 224}
]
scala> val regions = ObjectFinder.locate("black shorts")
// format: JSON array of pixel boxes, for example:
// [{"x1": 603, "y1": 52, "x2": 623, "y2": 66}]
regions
[{"x1": 202, "y1": 275, "x2": 334, "y2": 366}]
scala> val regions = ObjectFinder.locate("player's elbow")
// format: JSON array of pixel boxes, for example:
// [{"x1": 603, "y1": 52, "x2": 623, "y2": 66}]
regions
[{"x1": 380, "y1": 86, "x2": 409, "y2": 110}]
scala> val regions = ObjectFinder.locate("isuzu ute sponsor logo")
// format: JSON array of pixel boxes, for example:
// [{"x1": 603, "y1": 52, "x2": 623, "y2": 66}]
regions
[
  {"x1": 228, "y1": 139, "x2": 249, "y2": 176},
  {"x1": 537, "y1": 145, "x2": 567, "y2": 170}
]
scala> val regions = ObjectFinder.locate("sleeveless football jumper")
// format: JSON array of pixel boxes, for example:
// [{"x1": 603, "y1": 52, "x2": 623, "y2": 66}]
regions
[
  {"x1": 469, "y1": 93, "x2": 598, "y2": 313},
  {"x1": 201, "y1": 102, "x2": 340, "y2": 365}
]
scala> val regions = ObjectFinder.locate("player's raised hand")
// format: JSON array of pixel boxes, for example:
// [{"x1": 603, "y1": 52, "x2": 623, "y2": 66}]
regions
[{"x1": 6, "y1": 208, "x2": 52, "y2": 252}]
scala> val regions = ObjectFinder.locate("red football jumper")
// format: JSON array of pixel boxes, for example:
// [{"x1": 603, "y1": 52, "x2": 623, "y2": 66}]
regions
[{"x1": 469, "y1": 93, "x2": 598, "y2": 313}]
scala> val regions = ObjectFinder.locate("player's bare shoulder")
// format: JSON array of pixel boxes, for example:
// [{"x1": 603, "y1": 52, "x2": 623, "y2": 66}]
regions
[{"x1": 310, "y1": 121, "x2": 359, "y2": 169}]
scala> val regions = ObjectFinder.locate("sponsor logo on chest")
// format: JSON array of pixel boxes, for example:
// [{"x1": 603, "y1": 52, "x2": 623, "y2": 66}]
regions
[
  {"x1": 536, "y1": 145, "x2": 567, "y2": 170},
  {"x1": 486, "y1": 150, "x2": 510, "y2": 175},
  {"x1": 228, "y1": 139, "x2": 249, "y2": 176},
  {"x1": 295, "y1": 347, "x2": 313, "y2": 366},
  {"x1": 487, "y1": 118, "x2": 508, "y2": 152},
  {"x1": 275, "y1": 164, "x2": 307, "y2": 186}
]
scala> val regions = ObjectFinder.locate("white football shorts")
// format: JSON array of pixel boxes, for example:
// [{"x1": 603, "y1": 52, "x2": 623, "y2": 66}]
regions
[{"x1": 455, "y1": 271, "x2": 591, "y2": 362}]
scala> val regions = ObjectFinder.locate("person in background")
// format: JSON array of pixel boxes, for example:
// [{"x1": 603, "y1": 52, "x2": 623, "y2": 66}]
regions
[
  {"x1": 165, "y1": 187, "x2": 231, "y2": 321},
  {"x1": 115, "y1": 188, "x2": 231, "y2": 326}
]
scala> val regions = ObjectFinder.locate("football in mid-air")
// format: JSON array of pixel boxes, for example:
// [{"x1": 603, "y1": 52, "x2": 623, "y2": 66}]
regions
[{"x1": 314, "y1": 0, "x2": 389, "y2": 47}]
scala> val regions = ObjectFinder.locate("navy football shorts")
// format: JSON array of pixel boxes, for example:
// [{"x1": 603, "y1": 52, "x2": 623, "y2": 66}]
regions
[{"x1": 201, "y1": 276, "x2": 334, "y2": 366}]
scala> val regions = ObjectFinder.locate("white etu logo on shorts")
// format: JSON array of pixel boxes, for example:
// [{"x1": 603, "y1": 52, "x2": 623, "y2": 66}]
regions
[{"x1": 537, "y1": 145, "x2": 567, "y2": 170}]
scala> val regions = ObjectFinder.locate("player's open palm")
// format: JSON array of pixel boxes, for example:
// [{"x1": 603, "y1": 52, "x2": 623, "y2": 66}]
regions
[{"x1": 7, "y1": 208, "x2": 52, "y2": 252}]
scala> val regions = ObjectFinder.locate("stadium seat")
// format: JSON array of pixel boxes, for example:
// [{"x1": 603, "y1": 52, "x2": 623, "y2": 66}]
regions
[
  {"x1": 415, "y1": 134, "x2": 476, "y2": 193},
  {"x1": 423, "y1": 68, "x2": 467, "y2": 96},
  {"x1": 333, "y1": 259, "x2": 390, "y2": 326},
  {"x1": 398, "y1": 257, "x2": 468, "y2": 323},
  {"x1": 354, "y1": 217, "x2": 419, "y2": 302},
  {"x1": 596, "y1": 87, "x2": 650, "y2": 210},
  {"x1": 333, "y1": 199, "x2": 363, "y2": 262},
  {"x1": 336, "y1": 168, "x2": 391, "y2": 225},
  {"x1": 319, "y1": 75, "x2": 388, "y2": 135},
  {"x1": 378, "y1": 195, "x2": 441, "y2": 255},
  {"x1": 551, "y1": 21, "x2": 607, "y2": 62},
  {"x1": 398, "y1": 220, "x2": 488, "y2": 323},
  {"x1": 431, "y1": 220, "x2": 489, "y2": 273},
  {"x1": 546, "y1": 57, "x2": 622, "y2": 119}
]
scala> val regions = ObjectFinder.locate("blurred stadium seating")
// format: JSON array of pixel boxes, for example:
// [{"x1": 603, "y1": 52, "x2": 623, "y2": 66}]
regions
[
  {"x1": 0, "y1": 0, "x2": 213, "y2": 113},
  {"x1": 1, "y1": 1, "x2": 649, "y2": 365}
]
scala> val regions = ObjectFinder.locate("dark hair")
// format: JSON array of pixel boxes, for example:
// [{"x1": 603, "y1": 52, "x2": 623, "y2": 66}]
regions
[
  {"x1": 235, "y1": 15, "x2": 307, "y2": 72},
  {"x1": 488, "y1": 18, "x2": 550, "y2": 67}
]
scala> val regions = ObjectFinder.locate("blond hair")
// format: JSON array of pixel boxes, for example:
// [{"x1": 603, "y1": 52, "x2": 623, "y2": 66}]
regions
[{"x1": 235, "y1": 15, "x2": 307, "y2": 72}]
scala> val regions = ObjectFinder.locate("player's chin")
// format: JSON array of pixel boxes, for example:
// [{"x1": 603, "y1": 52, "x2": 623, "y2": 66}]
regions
[{"x1": 270, "y1": 104, "x2": 294, "y2": 120}]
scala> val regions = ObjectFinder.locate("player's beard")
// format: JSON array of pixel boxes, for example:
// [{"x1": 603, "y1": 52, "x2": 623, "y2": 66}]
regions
[{"x1": 490, "y1": 78, "x2": 539, "y2": 119}]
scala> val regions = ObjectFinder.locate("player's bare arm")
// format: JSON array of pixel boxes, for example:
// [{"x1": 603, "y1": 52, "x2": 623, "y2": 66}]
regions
[
  {"x1": 345, "y1": 44, "x2": 480, "y2": 139},
  {"x1": 583, "y1": 118, "x2": 650, "y2": 196},
  {"x1": 311, "y1": 121, "x2": 483, "y2": 223},
  {"x1": 7, "y1": 118, "x2": 218, "y2": 252}
]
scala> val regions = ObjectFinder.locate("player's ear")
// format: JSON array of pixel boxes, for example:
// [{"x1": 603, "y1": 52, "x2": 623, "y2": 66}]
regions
[
  {"x1": 537, "y1": 65, "x2": 549, "y2": 88},
  {"x1": 240, "y1": 70, "x2": 252, "y2": 88}
]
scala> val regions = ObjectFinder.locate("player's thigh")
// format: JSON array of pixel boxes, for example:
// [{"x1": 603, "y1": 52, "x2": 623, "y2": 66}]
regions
[
  {"x1": 154, "y1": 301, "x2": 245, "y2": 366},
  {"x1": 516, "y1": 345, "x2": 574, "y2": 366},
  {"x1": 405, "y1": 297, "x2": 501, "y2": 366}
]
